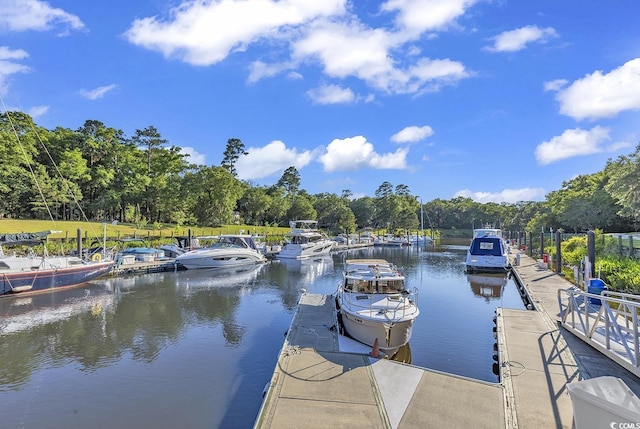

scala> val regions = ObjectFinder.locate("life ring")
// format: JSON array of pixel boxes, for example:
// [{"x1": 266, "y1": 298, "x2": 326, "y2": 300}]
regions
[{"x1": 92, "y1": 253, "x2": 102, "y2": 262}]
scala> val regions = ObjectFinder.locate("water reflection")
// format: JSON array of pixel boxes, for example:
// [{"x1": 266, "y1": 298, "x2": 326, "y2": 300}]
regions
[
  {"x1": 174, "y1": 264, "x2": 265, "y2": 291},
  {"x1": 276, "y1": 255, "x2": 334, "y2": 281},
  {"x1": 466, "y1": 273, "x2": 508, "y2": 301}
]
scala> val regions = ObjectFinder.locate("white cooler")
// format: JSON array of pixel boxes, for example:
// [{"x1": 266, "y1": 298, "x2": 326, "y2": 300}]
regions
[{"x1": 567, "y1": 376, "x2": 640, "y2": 429}]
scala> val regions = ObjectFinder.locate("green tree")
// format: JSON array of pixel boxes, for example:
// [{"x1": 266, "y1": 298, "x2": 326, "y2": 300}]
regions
[
  {"x1": 314, "y1": 193, "x2": 356, "y2": 234},
  {"x1": 277, "y1": 166, "x2": 301, "y2": 206},
  {"x1": 0, "y1": 112, "x2": 41, "y2": 217},
  {"x1": 76, "y1": 120, "x2": 124, "y2": 219},
  {"x1": 221, "y1": 138, "x2": 248, "y2": 177},
  {"x1": 289, "y1": 193, "x2": 317, "y2": 221},
  {"x1": 605, "y1": 143, "x2": 640, "y2": 227},
  {"x1": 183, "y1": 166, "x2": 245, "y2": 226},
  {"x1": 547, "y1": 172, "x2": 620, "y2": 232},
  {"x1": 350, "y1": 197, "x2": 375, "y2": 228}
]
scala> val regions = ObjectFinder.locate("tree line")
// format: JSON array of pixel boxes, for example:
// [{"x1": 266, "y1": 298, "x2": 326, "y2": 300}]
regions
[{"x1": 1, "y1": 111, "x2": 639, "y2": 236}]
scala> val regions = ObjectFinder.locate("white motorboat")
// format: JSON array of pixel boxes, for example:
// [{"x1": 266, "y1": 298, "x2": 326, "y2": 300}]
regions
[
  {"x1": 175, "y1": 235, "x2": 266, "y2": 269},
  {"x1": 373, "y1": 234, "x2": 411, "y2": 246},
  {"x1": 159, "y1": 236, "x2": 200, "y2": 258},
  {"x1": 335, "y1": 259, "x2": 419, "y2": 355},
  {"x1": 276, "y1": 220, "x2": 335, "y2": 259},
  {"x1": 465, "y1": 228, "x2": 510, "y2": 273}
]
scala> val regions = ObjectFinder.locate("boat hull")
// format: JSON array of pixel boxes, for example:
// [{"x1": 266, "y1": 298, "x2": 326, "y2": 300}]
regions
[
  {"x1": 176, "y1": 250, "x2": 265, "y2": 270},
  {"x1": 339, "y1": 308, "x2": 415, "y2": 354},
  {"x1": 465, "y1": 254, "x2": 510, "y2": 273},
  {"x1": 0, "y1": 260, "x2": 115, "y2": 296},
  {"x1": 276, "y1": 240, "x2": 335, "y2": 259}
]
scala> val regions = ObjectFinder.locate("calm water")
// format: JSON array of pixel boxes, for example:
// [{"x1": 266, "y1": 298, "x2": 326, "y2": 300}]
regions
[{"x1": 0, "y1": 242, "x2": 525, "y2": 429}]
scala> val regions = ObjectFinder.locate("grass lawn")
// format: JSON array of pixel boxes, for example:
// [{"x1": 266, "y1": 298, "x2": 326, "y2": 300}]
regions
[{"x1": 0, "y1": 219, "x2": 289, "y2": 242}]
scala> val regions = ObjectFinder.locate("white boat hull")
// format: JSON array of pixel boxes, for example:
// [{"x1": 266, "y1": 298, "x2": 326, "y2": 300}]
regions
[
  {"x1": 276, "y1": 240, "x2": 335, "y2": 259},
  {"x1": 339, "y1": 309, "x2": 415, "y2": 353},
  {"x1": 465, "y1": 254, "x2": 510, "y2": 272},
  {"x1": 176, "y1": 249, "x2": 265, "y2": 269}
]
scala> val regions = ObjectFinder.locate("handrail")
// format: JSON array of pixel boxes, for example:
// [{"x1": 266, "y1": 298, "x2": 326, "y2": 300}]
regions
[
  {"x1": 338, "y1": 288, "x2": 419, "y2": 321},
  {"x1": 557, "y1": 286, "x2": 640, "y2": 376}
]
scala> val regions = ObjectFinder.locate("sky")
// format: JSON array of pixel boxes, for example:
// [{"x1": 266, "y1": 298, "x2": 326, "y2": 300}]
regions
[{"x1": 1, "y1": 0, "x2": 640, "y2": 204}]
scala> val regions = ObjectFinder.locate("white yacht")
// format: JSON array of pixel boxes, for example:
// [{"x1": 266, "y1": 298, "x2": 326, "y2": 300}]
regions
[
  {"x1": 175, "y1": 235, "x2": 266, "y2": 269},
  {"x1": 465, "y1": 228, "x2": 510, "y2": 273},
  {"x1": 335, "y1": 259, "x2": 420, "y2": 356},
  {"x1": 276, "y1": 220, "x2": 335, "y2": 259}
]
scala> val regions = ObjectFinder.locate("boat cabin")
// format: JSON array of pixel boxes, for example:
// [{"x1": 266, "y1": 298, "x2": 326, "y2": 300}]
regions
[{"x1": 345, "y1": 277, "x2": 406, "y2": 294}]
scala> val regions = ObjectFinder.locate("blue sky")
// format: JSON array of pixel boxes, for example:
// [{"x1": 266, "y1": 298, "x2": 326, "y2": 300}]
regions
[{"x1": 1, "y1": 1, "x2": 640, "y2": 204}]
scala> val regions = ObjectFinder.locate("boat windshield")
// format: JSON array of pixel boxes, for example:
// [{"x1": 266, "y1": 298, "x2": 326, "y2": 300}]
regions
[{"x1": 345, "y1": 278, "x2": 405, "y2": 293}]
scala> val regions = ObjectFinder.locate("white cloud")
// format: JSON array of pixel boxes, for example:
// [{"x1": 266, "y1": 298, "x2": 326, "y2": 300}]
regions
[
  {"x1": 543, "y1": 79, "x2": 567, "y2": 92},
  {"x1": 454, "y1": 187, "x2": 546, "y2": 203},
  {"x1": 391, "y1": 125, "x2": 434, "y2": 143},
  {"x1": 124, "y1": 0, "x2": 473, "y2": 96},
  {"x1": 554, "y1": 58, "x2": 640, "y2": 121},
  {"x1": 381, "y1": 0, "x2": 478, "y2": 34},
  {"x1": 124, "y1": 1, "x2": 346, "y2": 66},
  {"x1": 318, "y1": 135, "x2": 408, "y2": 172},
  {"x1": 79, "y1": 84, "x2": 117, "y2": 100},
  {"x1": 292, "y1": 20, "x2": 470, "y2": 94},
  {"x1": 247, "y1": 60, "x2": 294, "y2": 84},
  {"x1": 28, "y1": 105, "x2": 48, "y2": 118},
  {"x1": 307, "y1": 84, "x2": 355, "y2": 104},
  {"x1": 484, "y1": 25, "x2": 557, "y2": 52},
  {"x1": 236, "y1": 140, "x2": 315, "y2": 180},
  {"x1": 180, "y1": 146, "x2": 206, "y2": 165},
  {"x1": 0, "y1": 0, "x2": 84, "y2": 35},
  {"x1": 0, "y1": 46, "x2": 30, "y2": 94},
  {"x1": 535, "y1": 126, "x2": 610, "y2": 165}
]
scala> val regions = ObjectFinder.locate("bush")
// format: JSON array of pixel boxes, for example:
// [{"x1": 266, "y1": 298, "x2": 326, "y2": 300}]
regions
[{"x1": 596, "y1": 256, "x2": 640, "y2": 294}]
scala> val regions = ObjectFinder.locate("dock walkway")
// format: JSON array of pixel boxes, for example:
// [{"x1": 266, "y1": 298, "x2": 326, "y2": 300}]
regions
[
  {"x1": 254, "y1": 294, "x2": 504, "y2": 428},
  {"x1": 255, "y1": 248, "x2": 640, "y2": 428}
]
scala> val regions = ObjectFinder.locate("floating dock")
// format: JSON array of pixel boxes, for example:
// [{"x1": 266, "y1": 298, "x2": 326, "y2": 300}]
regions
[
  {"x1": 110, "y1": 259, "x2": 180, "y2": 276},
  {"x1": 254, "y1": 293, "x2": 505, "y2": 428},
  {"x1": 255, "y1": 249, "x2": 640, "y2": 428}
]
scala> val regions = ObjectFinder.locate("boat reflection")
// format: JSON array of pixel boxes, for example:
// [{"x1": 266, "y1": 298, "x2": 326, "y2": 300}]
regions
[
  {"x1": 174, "y1": 263, "x2": 265, "y2": 291},
  {"x1": 0, "y1": 284, "x2": 116, "y2": 336},
  {"x1": 466, "y1": 273, "x2": 508, "y2": 301},
  {"x1": 276, "y1": 255, "x2": 334, "y2": 282}
]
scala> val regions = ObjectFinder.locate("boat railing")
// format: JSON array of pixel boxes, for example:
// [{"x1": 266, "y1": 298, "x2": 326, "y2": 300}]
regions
[
  {"x1": 339, "y1": 287, "x2": 419, "y2": 319},
  {"x1": 557, "y1": 287, "x2": 640, "y2": 377}
]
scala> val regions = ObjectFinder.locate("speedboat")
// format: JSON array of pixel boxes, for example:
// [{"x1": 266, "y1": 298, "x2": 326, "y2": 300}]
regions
[
  {"x1": 335, "y1": 259, "x2": 419, "y2": 356},
  {"x1": 0, "y1": 231, "x2": 115, "y2": 296},
  {"x1": 276, "y1": 220, "x2": 335, "y2": 259},
  {"x1": 159, "y1": 236, "x2": 200, "y2": 258},
  {"x1": 175, "y1": 234, "x2": 266, "y2": 269},
  {"x1": 116, "y1": 238, "x2": 165, "y2": 262},
  {"x1": 465, "y1": 228, "x2": 510, "y2": 273}
]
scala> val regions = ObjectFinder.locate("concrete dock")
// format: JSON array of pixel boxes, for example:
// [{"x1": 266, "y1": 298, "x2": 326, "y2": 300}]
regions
[{"x1": 255, "y1": 249, "x2": 640, "y2": 428}]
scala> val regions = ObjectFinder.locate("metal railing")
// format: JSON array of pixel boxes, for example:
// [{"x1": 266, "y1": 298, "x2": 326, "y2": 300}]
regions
[
  {"x1": 558, "y1": 286, "x2": 640, "y2": 377},
  {"x1": 337, "y1": 288, "x2": 420, "y2": 321}
]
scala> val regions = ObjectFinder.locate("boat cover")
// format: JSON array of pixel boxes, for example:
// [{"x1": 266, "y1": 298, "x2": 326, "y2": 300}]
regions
[
  {"x1": 0, "y1": 231, "x2": 51, "y2": 246},
  {"x1": 469, "y1": 237, "x2": 504, "y2": 256}
]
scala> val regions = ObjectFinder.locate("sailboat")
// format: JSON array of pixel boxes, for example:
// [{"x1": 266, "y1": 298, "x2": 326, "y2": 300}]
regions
[{"x1": 0, "y1": 231, "x2": 115, "y2": 296}]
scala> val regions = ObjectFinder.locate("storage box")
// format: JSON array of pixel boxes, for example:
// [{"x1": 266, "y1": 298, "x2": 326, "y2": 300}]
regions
[
  {"x1": 120, "y1": 255, "x2": 136, "y2": 265},
  {"x1": 567, "y1": 376, "x2": 640, "y2": 429}
]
